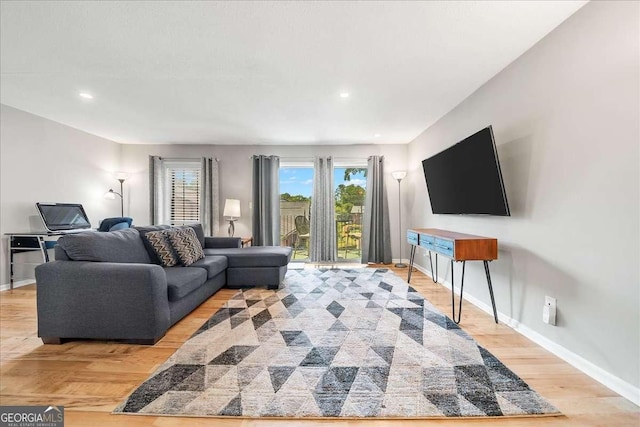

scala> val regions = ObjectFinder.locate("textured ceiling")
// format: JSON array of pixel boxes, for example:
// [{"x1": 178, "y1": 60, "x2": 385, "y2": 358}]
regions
[{"x1": 0, "y1": 1, "x2": 586, "y2": 145}]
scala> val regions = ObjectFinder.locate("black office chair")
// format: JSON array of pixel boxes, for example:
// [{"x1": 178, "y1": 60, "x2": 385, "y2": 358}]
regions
[{"x1": 98, "y1": 217, "x2": 133, "y2": 232}]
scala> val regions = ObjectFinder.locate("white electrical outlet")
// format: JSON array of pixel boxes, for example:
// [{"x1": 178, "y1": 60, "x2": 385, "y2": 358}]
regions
[{"x1": 543, "y1": 296, "x2": 557, "y2": 325}]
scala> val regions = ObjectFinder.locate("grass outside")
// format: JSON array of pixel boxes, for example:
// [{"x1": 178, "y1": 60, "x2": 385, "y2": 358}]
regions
[{"x1": 291, "y1": 241, "x2": 362, "y2": 262}]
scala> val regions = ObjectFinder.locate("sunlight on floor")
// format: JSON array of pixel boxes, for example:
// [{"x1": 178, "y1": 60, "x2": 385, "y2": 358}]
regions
[{"x1": 288, "y1": 262, "x2": 369, "y2": 270}]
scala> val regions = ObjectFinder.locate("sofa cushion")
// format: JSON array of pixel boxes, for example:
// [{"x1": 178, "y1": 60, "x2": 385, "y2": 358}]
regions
[
  {"x1": 167, "y1": 228, "x2": 205, "y2": 266},
  {"x1": 190, "y1": 256, "x2": 227, "y2": 279},
  {"x1": 204, "y1": 236, "x2": 242, "y2": 249},
  {"x1": 57, "y1": 228, "x2": 151, "y2": 264},
  {"x1": 203, "y1": 247, "x2": 292, "y2": 268},
  {"x1": 164, "y1": 266, "x2": 207, "y2": 301},
  {"x1": 143, "y1": 230, "x2": 179, "y2": 267},
  {"x1": 135, "y1": 225, "x2": 172, "y2": 264}
]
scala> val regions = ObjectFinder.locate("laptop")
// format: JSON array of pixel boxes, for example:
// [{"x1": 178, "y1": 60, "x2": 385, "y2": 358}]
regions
[{"x1": 36, "y1": 203, "x2": 92, "y2": 233}]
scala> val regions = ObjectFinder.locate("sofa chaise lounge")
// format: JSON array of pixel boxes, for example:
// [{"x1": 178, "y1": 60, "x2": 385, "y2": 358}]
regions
[{"x1": 34, "y1": 225, "x2": 291, "y2": 344}]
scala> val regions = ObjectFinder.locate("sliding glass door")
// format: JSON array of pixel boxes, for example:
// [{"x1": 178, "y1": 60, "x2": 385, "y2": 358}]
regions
[
  {"x1": 334, "y1": 167, "x2": 366, "y2": 262},
  {"x1": 280, "y1": 162, "x2": 366, "y2": 263},
  {"x1": 279, "y1": 166, "x2": 313, "y2": 261}
]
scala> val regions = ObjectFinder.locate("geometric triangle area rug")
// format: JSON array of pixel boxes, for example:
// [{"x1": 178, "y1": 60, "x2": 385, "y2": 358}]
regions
[{"x1": 114, "y1": 268, "x2": 560, "y2": 418}]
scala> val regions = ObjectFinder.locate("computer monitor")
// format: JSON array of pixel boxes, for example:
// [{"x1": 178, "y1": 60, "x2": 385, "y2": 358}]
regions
[{"x1": 36, "y1": 203, "x2": 91, "y2": 232}]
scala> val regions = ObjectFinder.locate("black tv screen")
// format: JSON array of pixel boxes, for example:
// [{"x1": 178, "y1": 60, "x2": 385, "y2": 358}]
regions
[{"x1": 422, "y1": 126, "x2": 510, "y2": 216}]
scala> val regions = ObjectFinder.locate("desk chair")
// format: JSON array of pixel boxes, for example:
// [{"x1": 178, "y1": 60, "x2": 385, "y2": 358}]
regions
[{"x1": 98, "y1": 217, "x2": 133, "y2": 232}]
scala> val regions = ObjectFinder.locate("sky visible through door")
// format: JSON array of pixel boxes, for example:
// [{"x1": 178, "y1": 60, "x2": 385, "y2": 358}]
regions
[{"x1": 280, "y1": 168, "x2": 366, "y2": 198}]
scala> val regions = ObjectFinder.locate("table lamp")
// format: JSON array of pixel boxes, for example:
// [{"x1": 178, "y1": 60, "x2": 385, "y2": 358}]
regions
[{"x1": 223, "y1": 199, "x2": 241, "y2": 237}]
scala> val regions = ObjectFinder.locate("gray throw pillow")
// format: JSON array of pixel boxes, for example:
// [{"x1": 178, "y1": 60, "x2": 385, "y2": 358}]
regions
[{"x1": 57, "y1": 228, "x2": 151, "y2": 264}]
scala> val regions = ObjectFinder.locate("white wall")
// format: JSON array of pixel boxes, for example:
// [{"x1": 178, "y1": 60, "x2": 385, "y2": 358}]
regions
[
  {"x1": 406, "y1": 1, "x2": 639, "y2": 391},
  {"x1": 0, "y1": 105, "x2": 122, "y2": 286},
  {"x1": 120, "y1": 143, "x2": 408, "y2": 258}
]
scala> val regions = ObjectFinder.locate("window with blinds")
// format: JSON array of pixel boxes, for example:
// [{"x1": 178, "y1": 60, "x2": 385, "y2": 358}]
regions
[{"x1": 167, "y1": 166, "x2": 201, "y2": 225}]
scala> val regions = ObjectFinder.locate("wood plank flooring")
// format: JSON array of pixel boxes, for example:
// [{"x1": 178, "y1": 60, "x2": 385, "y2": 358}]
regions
[{"x1": 1, "y1": 265, "x2": 638, "y2": 426}]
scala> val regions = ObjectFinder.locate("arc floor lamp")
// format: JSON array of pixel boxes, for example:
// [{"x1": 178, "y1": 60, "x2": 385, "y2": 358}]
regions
[
  {"x1": 392, "y1": 171, "x2": 407, "y2": 268},
  {"x1": 104, "y1": 173, "x2": 128, "y2": 216}
]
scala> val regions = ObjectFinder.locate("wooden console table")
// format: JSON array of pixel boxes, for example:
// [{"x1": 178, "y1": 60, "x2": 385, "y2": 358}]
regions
[{"x1": 407, "y1": 228, "x2": 499, "y2": 324}]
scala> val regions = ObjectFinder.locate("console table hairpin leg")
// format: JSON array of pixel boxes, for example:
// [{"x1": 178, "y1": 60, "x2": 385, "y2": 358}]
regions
[
  {"x1": 483, "y1": 260, "x2": 499, "y2": 324},
  {"x1": 450, "y1": 260, "x2": 466, "y2": 324},
  {"x1": 407, "y1": 245, "x2": 417, "y2": 283},
  {"x1": 407, "y1": 248, "x2": 439, "y2": 284},
  {"x1": 429, "y1": 252, "x2": 438, "y2": 283},
  {"x1": 450, "y1": 259, "x2": 499, "y2": 324}
]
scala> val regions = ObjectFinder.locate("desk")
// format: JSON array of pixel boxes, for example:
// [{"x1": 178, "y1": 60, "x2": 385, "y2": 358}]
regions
[
  {"x1": 5, "y1": 232, "x2": 66, "y2": 289},
  {"x1": 407, "y1": 228, "x2": 499, "y2": 324}
]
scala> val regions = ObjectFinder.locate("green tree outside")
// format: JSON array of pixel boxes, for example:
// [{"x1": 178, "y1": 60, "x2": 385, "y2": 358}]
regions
[
  {"x1": 335, "y1": 184, "x2": 365, "y2": 219},
  {"x1": 280, "y1": 193, "x2": 311, "y2": 202}
]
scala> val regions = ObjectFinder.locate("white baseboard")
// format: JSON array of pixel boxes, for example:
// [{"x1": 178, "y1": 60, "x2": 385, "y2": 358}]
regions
[
  {"x1": 0, "y1": 279, "x2": 36, "y2": 292},
  {"x1": 410, "y1": 262, "x2": 640, "y2": 407}
]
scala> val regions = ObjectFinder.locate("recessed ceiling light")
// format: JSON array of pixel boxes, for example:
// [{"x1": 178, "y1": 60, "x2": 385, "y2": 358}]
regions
[
  {"x1": 339, "y1": 92, "x2": 350, "y2": 98},
  {"x1": 79, "y1": 92, "x2": 94, "y2": 99},
  {"x1": 374, "y1": 133, "x2": 381, "y2": 138}
]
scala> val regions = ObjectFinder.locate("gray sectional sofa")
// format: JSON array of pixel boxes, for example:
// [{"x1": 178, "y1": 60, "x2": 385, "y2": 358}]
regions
[{"x1": 34, "y1": 224, "x2": 291, "y2": 344}]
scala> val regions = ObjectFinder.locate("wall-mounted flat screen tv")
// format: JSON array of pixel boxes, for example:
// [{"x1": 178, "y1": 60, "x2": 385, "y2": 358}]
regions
[{"x1": 422, "y1": 126, "x2": 510, "y2": 216}]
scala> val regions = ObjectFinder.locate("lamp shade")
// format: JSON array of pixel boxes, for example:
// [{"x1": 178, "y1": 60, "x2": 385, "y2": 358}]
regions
[
  {"x1": 223, "y1": 199, "x2": 241, "y2": 219},
  {"x1": 392, "y1": 171, "x2": 407, "y2": 180},
  {"x1": 104, "y1": 189, "x2": 116, "y2": 200}
]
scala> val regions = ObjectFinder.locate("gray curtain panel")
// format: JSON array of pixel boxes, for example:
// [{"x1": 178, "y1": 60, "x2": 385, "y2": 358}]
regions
[
  {"x1": 310, "y1": 156, "x2": 337, "y2": 262},
  {"x1": 149, "y1": 155, "x2": 164, "y2": 225},
  {"x1": 361, "y1": 155, "x2": 392, "y2": 264},
  {"x1": 200, "y1": 157, "x2": 220, "y2": 237},
  {"x1": 252, "y1": 155, "x2": 280, "y2": 246}
]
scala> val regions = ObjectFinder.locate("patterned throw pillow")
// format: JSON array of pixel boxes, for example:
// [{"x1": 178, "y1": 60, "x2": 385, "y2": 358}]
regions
[
  {"x1": 178, "y1": 224, "x2": 205, "y2": 248},
  {"x1": 143, "y1": 230, "x2": 179, "y2": 267},
  {"x1": 167, "y1": 227, "x2": 205, "y2": 266}
]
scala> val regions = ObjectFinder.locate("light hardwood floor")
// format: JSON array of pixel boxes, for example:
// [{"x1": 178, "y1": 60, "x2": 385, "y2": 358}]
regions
[{"x1": 1, "y1": 265, "x2": 638, "y2": 426}]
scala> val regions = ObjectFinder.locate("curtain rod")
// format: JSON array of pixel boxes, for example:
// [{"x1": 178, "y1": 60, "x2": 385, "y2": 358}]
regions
[
  {"x1": 251, "y1": 156, "x2": 368, "y2": 161},
  {"x1": 157, "y1": 156, "x2": 219, "y2": 162}
]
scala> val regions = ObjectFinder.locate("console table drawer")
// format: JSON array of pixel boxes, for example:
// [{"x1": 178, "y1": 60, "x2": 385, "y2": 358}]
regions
[
  {"x1": 407, "y1": 230, "x2": 419, "y2": 246},
  {"x1": 434, "y1": 238, "x2": 454, "y2": 257},
  {"x1": 419, "y1": 234, "x2": 435, "y2": 250}
]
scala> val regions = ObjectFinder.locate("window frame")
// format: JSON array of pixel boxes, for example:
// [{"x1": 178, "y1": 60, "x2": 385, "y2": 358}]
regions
[{"x1": 162, "y1": 160, "x2": 202, "y2": 226}]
